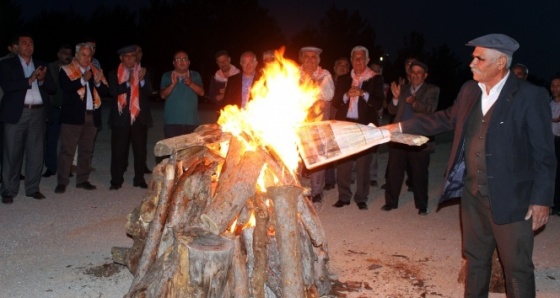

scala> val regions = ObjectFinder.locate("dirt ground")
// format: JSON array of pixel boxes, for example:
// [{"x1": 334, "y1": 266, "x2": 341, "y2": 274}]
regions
[{"x1": 1, "y1": 102, "x2": 559, "y2": 297}]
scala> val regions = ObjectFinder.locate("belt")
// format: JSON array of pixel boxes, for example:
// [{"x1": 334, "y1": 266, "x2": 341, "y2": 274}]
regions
[
  {"x1": 24, "y1": 104, "x2": 43, "y2": 109},
  {"x1": 85, "y1": 110, "x2": 94, "y2": 115}
]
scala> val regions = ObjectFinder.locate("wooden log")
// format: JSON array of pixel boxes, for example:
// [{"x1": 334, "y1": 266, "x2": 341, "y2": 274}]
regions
[
  {"x1": 126, "y1": 157, "x2": 176, "y2": 297},
  {"x1": 242, "y1": 227, "x2": 255, "y2": 280},
  {"x1": 298, "y1": 220, "x2": 315, "y2": 288},
  {"x1": 313, "y1": 243, "x2": 332, "y2": 296},
  {"x1": 154, "y1": 123, "x2": 227, "y2": 157},
  {"x1": 200, "y1": 150, "x2": 266, "y2": 235},
  {"x1": 217, "y1": 134, "x2": 243, "y2": 183},
  {"x1": 179, "y1": 160, "x2": 218, "y2": 228},
  {"x1": 266, "y1": 234, "x2": 282, "y2": 297},
  {"x1": 268, "y1": 185, "x2": 305, "y2": 298},
  {"x1": 297, "y1": 193, "x2": 325, "y2": 247},
  {"x1": 252, "y1": 193, "x2": 270, "y2": 298},
  {"x1": 227, "y1": 233, "x2": 250, "y2": 298},
  {"x1": 126, "y1": 227, "x2": 234, "y2": 298}
]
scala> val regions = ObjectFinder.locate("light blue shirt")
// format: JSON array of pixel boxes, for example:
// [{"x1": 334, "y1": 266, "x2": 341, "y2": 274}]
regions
[{"x1": 19, "y1": 55, "x2": 43, "y2": 105}]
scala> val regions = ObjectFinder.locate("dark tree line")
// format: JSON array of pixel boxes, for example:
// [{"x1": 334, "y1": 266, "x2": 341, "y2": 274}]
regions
[{"x1": 2, "y1": 0, "x2": 479, "y2": 109}]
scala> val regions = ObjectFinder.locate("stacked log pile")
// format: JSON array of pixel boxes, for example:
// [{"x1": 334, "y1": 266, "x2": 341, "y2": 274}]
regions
[{"x1": 112, "y1": 124, "x2": 331, "y2": 298}]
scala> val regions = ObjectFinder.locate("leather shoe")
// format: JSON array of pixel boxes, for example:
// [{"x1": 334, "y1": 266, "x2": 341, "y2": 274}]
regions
[
  {"x1": 312, "y1": 194, "x2": 322, "y2": 203},
  {"x1": 2, "y1": 195, "x2": 14, "y2": 204},
  {"x1": 27, "y1": 192, "x2": 46, "y2": 200},
  {"x1": 20, "y1": 174, "x2": 25, "y2": 180},
  {"x1": 381, "y1": 204, "x2": 397, "y2": 211},
  {"x1": 42, "y1": 169, "x2": 55, "y2": 177},
  {"x1": 76, "y1": 181, "x2": 96, "y2": 190},
  {"x1": 110, "y1": 184, "x2": 122, "y2": 190},
  {"x1": 332, "y1": 200, "x2": 350, "y2": 208},
  {"x1": 380, "y1": 183, "x2": 387, "y2": 190},
  {"x1": 370, "y1": 180, "x2": 378, "y2": 187},
  {"x1": 323, "y1": 183, "x2": 335, "y2": 190},
  {"x1": 357, "y1": 202, "x2": 368, "y2": 210},
  {"x1": 418, "y1": 209, "x2": 429, "y2": 215},
  {"x1": 133, "y1": 181, "x2": 148, "y2": 189},
  {"x1": 54, "y1": 184, "x2": 66, "y2": 194}
]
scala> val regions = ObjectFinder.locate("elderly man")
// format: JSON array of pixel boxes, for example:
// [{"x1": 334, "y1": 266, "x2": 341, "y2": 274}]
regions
[
  {"x1": 54, "y1": 43, "x2": 108, "y2": 193},
  {"x1": 298, "y1": 46, "x2": 334, "y2": 203},
  {"x1": 207, "y1": 50, "x2": 239, "y2": 103},
  {"x1": 160, "y1": 51, "x2": 204, "y2": 138},
  {"x1": 0, "y1": 34, "x2": 56, "y2": 203},
  {"x1": 331, "y1": 46, "x2": 385, "y2": 210},
  {"x1": 108, "y1": 45, "x2": 153, "y2": 190},
  {"x1": 382, "y1": 61, "x2": 439, "y2": 215},
  {"x1": 385, "y1": 34, "x2": 554, "y2": 297},
  {"x1": 222, "y1": 51, "x2": 260, "y2": 109}
]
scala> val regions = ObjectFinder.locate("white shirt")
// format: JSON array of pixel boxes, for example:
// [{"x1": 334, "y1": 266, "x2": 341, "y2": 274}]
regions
[{"x1": 478, "y1": 71, "x2": 510, "y2": 115}]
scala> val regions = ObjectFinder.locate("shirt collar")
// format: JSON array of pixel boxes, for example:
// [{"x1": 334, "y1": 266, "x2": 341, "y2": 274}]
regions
[{"x1": 478, "y1": 71, "x2": 510, "y2": 96}]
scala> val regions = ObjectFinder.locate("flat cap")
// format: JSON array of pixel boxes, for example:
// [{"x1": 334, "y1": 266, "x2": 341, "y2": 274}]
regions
[
  {"x1": 300, "y1": 46, "x2": 322, "y2": 55},
  {"x1": 466, "y1": 33, "x2": 519, "y2": 56},
  {"x1": 410, "y1": 60, "x2": 428, "y2": 72},
  {"x1": 117, "y1": 45, "x2": 137, "y2": 55}
]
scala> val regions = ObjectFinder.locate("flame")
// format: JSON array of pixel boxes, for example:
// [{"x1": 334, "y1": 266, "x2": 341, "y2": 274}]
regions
[{"x1": 218, "y1": 48, "x2": 319, "y2": 173}]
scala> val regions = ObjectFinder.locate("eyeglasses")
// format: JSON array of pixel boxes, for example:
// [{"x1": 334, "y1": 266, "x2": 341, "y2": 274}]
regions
[{"x1": 174, "y1": 57, "x2": 189, "y2": 62}]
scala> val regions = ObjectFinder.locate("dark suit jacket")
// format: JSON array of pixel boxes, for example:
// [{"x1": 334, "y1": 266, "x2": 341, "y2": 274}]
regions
[
  {"x1": 332, "y1": 73, "x2": 385, "y2": 125},
  {"x1": 107, "y1": 69, "x2": 153, "y2": 128},
  {"x1": 0, "y1": 56, "x2": 56, "y2": 123},
  {"x1": 401, "y1": 76, "x2": 555, "y2": 224},
  {"x1": 222, "y1": 72, "x2": 262, "y2": 108},
  {"x1": 59, "y1": 68, "x2": 108, "y2": 128}
]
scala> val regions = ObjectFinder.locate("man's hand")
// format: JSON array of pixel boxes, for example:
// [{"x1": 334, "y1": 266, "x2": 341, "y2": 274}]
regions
[
  {"x1": 382, "y1": 123, "x2": 401, "y2": 134},
  {"x1": 525, "y1": 204, "x2": 549, "y2": 231},
  {"x1": 93, "y1": 69, "x2": 104, "y2": 84},
  {"x1": 35, "y1": 66, "x2": 47, "y2": 81},
  {"x1": 390, "y1": 81, "x2": 401, "y2": 99},
  {"x1": 171, "y1": 71, "x2": 178, "y2": 85},
  {"x1": 139, "y1": 68, "x2": 146, "y2": 81},
  {"x1": 82, "y1": 70, "x2": 92, "y2": 82}
]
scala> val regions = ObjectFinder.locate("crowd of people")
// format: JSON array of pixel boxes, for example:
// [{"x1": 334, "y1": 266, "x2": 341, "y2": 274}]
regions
[{"x1": 0, "y1": 32, "x2": 559, "y2": 297}]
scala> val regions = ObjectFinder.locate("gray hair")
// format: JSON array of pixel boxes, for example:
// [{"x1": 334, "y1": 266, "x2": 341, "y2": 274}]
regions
[
  {"x1": 350, "y1": 45, "x2": 369, "y2": 60},
  {"x1": 75, "y1": 42, "x2": 93, "y2": 55},
  {"x1": 486, "y1": 48, "x2": 512, "y2": 68}
]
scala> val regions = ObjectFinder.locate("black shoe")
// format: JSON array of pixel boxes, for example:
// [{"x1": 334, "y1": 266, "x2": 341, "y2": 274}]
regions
[
  {"x1": 20, "y1": 174, "x2": 25, "y2": 180},
  {"x1": 332, "y1": 200, "x2": 350, "y2": 208},
  {"x1": 381, "y1": 204, "x2": 397, "y2": 211},
  {"x1": 312, "y1": 194, "x2": 322, "y2": 203},
  {"x1": 144, "y1": 166, "x2": 152, "y2": 174},
  {"x1": 380, "y1": 183, "x2": 387, "y2": 189},
  {"x1": 110, "y1": 184, "x2": 122, "y2": 190},
  {"x1": 76, "y1": 181, "x2": 96, "y2": 190},
  {"x1": 357, "y1": 202, "x2": 368, "y2": 210},
  {"x1": 42, "y1": 169, "x2": 55, "y2": 177},
  {"x1": 27, "y1": 192, "x2": 46, "y2": 200},
  {"x1": 418, "y1": 209, "x2": 429, "y2": 215},
  {"x1": 323, "y1": 183, "x2": 335, "y2": 190},
  {"x1": 133, "y1": 181, "x2": 148, "y2": 189},
  {"x1": 54, "y1": 184, "x2": 66, "y2": 194},
  {"x1": 370, "y1": 180, "x2": 378, "y2": 187},
  {"x1": 408, "y1": 186, "x2": 414, "y2": 192},
  {"x1": 2, "y1": 195, "x2": 14, "y2": 204}
]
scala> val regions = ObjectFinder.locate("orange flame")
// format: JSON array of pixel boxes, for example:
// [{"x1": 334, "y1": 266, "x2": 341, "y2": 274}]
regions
[{"x1": 218, "y1": 48, "x2": 319, "y2": 174}]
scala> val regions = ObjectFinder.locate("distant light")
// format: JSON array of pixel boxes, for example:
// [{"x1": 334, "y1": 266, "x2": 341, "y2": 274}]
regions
[{"x1": 379, "y1": 56, "x2": 383, "y2": 62}]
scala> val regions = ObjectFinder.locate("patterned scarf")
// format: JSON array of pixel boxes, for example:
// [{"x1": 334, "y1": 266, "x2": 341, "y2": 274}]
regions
[
  {"x1": 61, "y1": 59, "x2": 106, "y2": 109},
  {"x1": 214, "y1": 65, "x2": 240, "y2": 83},
  {"x1": 348, "y1": 67, "x2": 375, "y2": 112},
  {"x1": 117, "y1": 63, "x2": 140, "y2": 124}
]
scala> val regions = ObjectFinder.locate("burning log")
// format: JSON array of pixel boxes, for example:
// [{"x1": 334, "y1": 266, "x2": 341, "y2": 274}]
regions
[
  {"x1": 251, "y1": 193, "x2": 270, "y2": 298},
  {"x1": 200, "y1": 149, "x2": 266, "y2": 235}
]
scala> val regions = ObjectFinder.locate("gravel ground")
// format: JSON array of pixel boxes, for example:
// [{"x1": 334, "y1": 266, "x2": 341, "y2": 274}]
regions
[{"x1": 1, "y1": 101, "x2": 559, "y2": 297}]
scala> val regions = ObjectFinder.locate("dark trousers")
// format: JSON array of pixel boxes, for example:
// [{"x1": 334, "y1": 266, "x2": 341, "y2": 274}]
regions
[
  {"x1": 384, "y1": 143, "x2": 430, "y2": 210},
  {"x1": 324, "y1": 163, "x2": 336, "y2": 185},
  {"x1": 111, "y1": 122, "x2": 148, "y2": 186},
  {"x1": 1, "y1": 108, "x2": 45, "y2": 196},
  {"x1": 461, "y1": 190, "x2": 535, "y2": 298},
  {"x1": 57, "y1": 114, "x2": 97, "y2": 185},
  {"x1": 553, "y1": 136, "x2": 560, "y2": 210},
  {"x1": 336, "y1": 148, "x2": 372, "y2": 204},
  {"x1": 44, "y1": 107, "x2": 61, "y2": 173}
]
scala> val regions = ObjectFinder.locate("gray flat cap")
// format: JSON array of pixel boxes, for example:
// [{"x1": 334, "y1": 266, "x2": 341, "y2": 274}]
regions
[
  {"x1": 410, "y1": 60, "x2": 428, "y2": 72},
  {"x1": 117, "y1": 45, "x2": 137, "y2": 55},
  {"x1": 466, "y1": 33, "x2": 519, "y2": 56},
  {"x1": 300, "y1": 46, "x2": 322, "y2": 55}
]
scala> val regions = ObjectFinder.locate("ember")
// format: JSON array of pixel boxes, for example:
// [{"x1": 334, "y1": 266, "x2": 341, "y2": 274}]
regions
[{"x1": 113, "y1": 50, "x2": 331, "y2": 297}]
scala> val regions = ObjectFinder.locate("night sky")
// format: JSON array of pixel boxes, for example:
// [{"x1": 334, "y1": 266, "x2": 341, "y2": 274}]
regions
[{"x1": 18, "y1": 0, "x2": 560, "y2": 80}]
